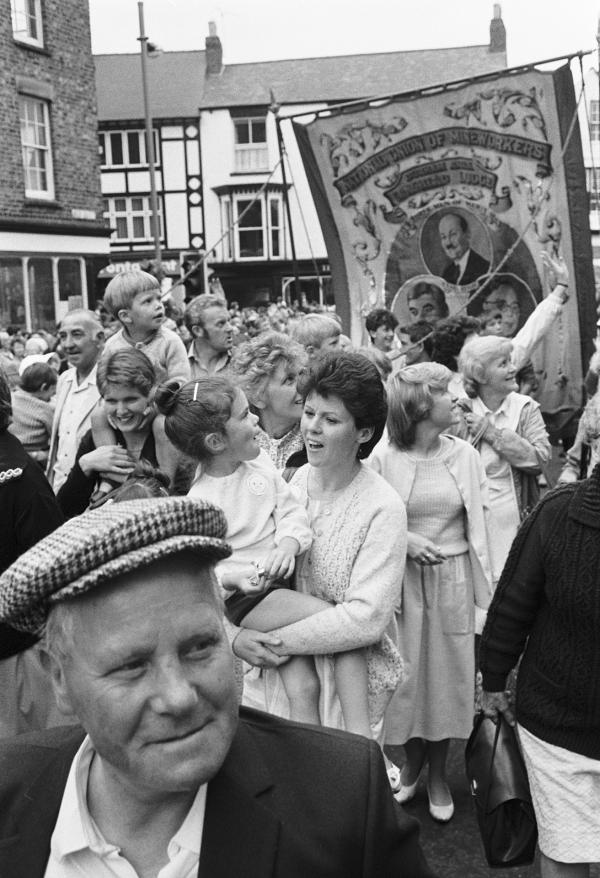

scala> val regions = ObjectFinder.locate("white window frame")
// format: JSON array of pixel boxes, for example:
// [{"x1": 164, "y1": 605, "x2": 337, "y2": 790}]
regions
[
  {"x1": 220, "y1": 198, "x2": 233, "y2": 261},
  {"x1": 268, "y1": 196, "x2": 282, "y2": 258},
  {"x1": 103, "y1": 196, "x2": 164, "y2": 243},
  {"x1": 591, "y1": 101, "x2": 600, "y2": 142},
  {"x1": 587, "y1": 168, "x2": 600, "y2": 213},
  {"x1": 11, "y1": 0, "x2": 43, "y2": 47},
  {"x1": 233, "y1": 117, "x2": 269, "y2": 172},
  {"x1": 20, "y1": 95, "x2": 54, "y2": 200},
  {"x1": 228, "y1": 192, "x2": 283, "y2": 261},
  {"x1": 99, "y1": 130, "x2": 160, "y2": 169}
]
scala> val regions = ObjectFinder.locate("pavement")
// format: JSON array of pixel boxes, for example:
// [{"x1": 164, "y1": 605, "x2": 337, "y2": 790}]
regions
[{"x1": 386, "y1": 740, "x2": 600, "y2": 878}]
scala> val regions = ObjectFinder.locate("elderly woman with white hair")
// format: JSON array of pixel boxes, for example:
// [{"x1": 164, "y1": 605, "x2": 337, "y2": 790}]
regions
[
  {"x1": 457, "y1": 335, "x2": 551, "y2": 582},
  {"x1": 230, "y1": 331, "x2": 307, "y2": 471},
  {"x1": 369, "y1": 362, "x2": 493, "y2": 822}
]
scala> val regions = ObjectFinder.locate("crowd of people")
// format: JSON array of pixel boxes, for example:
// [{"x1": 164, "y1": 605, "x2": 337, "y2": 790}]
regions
[{"x1": 0, "y1": 250, "x2": 599, "y2": 877}]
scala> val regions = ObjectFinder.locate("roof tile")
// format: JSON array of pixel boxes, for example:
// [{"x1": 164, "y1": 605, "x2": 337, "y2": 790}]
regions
[
  {"x1": 94, "y1": 44, "x2": 507, "y2": 120},
  {"x1": 95, "y1": 51, "x2": 205, "y2": 120},
  {"x1": 202, "y1": 45, "x2": 507, "y2": 108}
]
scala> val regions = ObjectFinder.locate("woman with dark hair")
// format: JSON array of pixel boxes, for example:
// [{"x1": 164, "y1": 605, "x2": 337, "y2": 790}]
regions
[
  {"x1": 230, "y1": 331, "x2": 307, "y2": 470},
  {"x1": 56, "y1": 348, "x2": 159, "y2": 517},
  {"x1": 370, "y1": 362, "x2": 493, "y2": 821},
  {"x1": 237, "y1": 352, "x2": 408, "y2": 789},
  {"x1": 429, "y1": 315, "x2": 481, "y2": 399}
]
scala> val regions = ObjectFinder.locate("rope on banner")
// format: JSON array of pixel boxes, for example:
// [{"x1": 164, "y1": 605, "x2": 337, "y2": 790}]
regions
[
  {"x1": 581, "y1": 57, "x2": 600, "y2": 267},
  {"x1": 277, "y1": 119, "x2": 324, "y2": 293},
  {"x1": 169, "y1": 156, "x2": 284, "y2": 294},
  {"x1": 284, "y1": 50, "x2": 593, "y2": 124}
]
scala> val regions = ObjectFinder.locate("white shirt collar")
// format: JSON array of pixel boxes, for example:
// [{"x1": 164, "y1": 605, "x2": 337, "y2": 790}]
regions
[
  {"x1": 50, "y1": 735, "x2": 206, "y2": 864},
  {"x1": 68, "y1": 363, "x2": 98, "y2": 393},
  {"x1": 472, "y1": 394, "x2": 508, "y2": 418},
  {"x1": 472, "y1": 391, "x2": 524, "y2": 425},
  {"x1": 454, "y1": 248, "x2": 471, "y2": 281}
]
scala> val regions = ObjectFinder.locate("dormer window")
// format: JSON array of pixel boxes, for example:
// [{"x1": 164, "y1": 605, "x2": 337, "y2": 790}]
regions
[{"x1": 233, "y1": 117, "x2": 268, "y2": 172}]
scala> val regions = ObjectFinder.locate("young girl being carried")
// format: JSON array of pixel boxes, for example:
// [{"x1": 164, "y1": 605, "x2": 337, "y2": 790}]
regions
[{"x1": 154, "y1": 377, "x2": 383, "y2": 754}]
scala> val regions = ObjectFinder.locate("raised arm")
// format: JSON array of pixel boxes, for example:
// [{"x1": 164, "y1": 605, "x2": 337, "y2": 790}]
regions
[{"x1": 511, "y1": 251, "x2": 569, "y2": 372}]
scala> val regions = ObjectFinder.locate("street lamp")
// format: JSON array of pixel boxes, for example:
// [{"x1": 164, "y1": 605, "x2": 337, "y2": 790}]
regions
[{"x1": 137, "y1": 1, "x2": 162, "y2": 280}]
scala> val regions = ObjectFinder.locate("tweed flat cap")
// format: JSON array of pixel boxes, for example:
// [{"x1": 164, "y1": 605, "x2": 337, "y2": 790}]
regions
[{"x1": 0, "y1": 497, "x2": 231, "y2": 634}]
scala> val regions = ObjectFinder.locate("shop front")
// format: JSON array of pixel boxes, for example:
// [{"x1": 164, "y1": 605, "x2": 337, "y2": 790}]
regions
[{"x1": 0, "y1": 229, "x2": 110, "y2": 332}]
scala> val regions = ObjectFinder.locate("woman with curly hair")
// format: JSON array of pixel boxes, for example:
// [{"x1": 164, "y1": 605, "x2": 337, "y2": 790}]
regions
[{"x1": 230, "y1": 331, "x2": 307, "y2": 471}]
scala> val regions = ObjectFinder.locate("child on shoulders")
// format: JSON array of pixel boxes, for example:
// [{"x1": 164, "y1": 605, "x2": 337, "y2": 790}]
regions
[{"x1": 93, "y1": 270, "x2": 189, "y2": 490}]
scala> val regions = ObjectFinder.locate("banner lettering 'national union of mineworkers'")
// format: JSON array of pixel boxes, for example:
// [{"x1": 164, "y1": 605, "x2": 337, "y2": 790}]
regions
[{"x1": 292, "y1": 64, "x2": 595, "y2": 415}]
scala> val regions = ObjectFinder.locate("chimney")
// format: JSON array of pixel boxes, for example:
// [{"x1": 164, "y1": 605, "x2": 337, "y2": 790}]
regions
[
  {"x1": 489, "y1": 4, "x2": 506, "y2": 54},
  {"x1": 206, "y1": 21, "x2": 223, "y2": 75}
]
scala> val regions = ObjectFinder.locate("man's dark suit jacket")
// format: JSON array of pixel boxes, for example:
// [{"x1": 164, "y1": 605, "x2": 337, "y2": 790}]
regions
[
  {"x1": 442, "y1": 249, "x2": 490, "y2": 286},
  {"x1": 0, "y1": 707, "x2": 436, "y2": 878}
]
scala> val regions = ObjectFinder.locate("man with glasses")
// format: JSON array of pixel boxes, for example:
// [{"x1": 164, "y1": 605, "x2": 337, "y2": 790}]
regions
[{"x1": 480, "y1": 280, "x2": 521, "y2": 338}]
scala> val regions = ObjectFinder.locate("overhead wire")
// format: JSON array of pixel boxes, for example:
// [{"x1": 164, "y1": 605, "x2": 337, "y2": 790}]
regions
[{"x1": 168, "y1": 156, "x2": 284, "y2": 293}]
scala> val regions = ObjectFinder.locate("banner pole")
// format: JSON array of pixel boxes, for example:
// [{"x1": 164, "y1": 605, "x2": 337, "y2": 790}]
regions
[{"x1": 271, "y1": 97, "x2": 302, "y2": 306}]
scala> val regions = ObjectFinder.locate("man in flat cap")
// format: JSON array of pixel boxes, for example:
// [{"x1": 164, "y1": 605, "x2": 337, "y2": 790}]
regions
[{"x1": 0, "y1": 497, "x2": 434, "y2": 878}]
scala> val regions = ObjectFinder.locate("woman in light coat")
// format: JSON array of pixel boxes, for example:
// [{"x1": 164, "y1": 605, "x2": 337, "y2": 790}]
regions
[
  {"x1": 457, "y1": 335, "x2": 551, "y2": 581},
  {"x1": 370, "y1": 362, "x2": 493, "y2": 822}
]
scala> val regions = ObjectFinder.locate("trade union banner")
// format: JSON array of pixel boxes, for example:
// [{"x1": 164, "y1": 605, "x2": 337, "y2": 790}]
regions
[{"x1": 292, "y1": 62, "x2": 595, "y2": 416}]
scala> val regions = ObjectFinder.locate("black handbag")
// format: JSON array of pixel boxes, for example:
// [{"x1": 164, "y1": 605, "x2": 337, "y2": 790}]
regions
[{"x1": 465, "y1": 712, "x2": 538, "y2": 868}]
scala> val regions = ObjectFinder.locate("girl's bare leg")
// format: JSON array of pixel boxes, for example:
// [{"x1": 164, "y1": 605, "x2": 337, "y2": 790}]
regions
[
  {"x1": 241, "y1": 588, "x2": 330, "y2": 631},
  {"x1": 277, "y1": 656, "x2": 321, "y2": 724},
  {"x1": 334, "y1": 649, "x2": 371, "y2": 737},
  {"x1": 91, "y1": 404, "x2": 119, "y2": 493},
  {"x1": 242, "y1": 590, "x2": 343, "y2": 729}
]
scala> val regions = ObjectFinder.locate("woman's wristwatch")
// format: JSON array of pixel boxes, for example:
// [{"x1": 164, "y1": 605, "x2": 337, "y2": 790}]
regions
[{"x1": 555, "y1": 282, "x2": 569, "y2": 303}]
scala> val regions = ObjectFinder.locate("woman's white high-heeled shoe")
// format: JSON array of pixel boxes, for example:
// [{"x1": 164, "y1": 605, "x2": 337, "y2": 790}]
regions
[
  {"x1": 427, "y1": 783, "x2": 454, "y2": 822},
  {"x1": 393, "y1": 768, "x2": 422, "y2": 804},
  {"x1": 386, "y1": 761, "x2": 402, "y2": 793}
]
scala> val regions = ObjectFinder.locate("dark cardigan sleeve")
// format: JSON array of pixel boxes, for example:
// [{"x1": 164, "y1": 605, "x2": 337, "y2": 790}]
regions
[
  {"x1": 56, "y1": 430, "x2": 97, "y2": 519},
  {"x1": 478, "y1": 489, "x2": 567, "y2": 692}
]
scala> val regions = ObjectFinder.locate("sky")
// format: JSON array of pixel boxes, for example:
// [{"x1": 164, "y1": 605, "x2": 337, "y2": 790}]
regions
[{"x1": 89, "y1": 0, "x2": 600, "y2": 75}]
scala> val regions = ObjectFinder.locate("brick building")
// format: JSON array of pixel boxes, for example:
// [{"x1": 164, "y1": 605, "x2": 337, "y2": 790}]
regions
[{"x1": 0, "y1": 0, "x2": 109, "y2": 331}]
